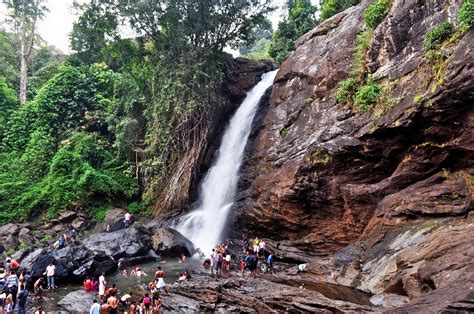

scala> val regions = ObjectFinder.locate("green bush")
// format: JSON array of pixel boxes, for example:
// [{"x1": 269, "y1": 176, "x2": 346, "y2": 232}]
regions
[
  {"x1": 92, "y1": 204, "x2": 110, "y2": 222},
  {"x1": 304, "y1": 97, "x2": 314, "y2": 105},
  {"x1": 336, "y1": 77, "x2": 358, "y2": 103},
  {"x1": 364, "y1": 0, "x2": 392, "y2": 29},
  {"x1": 458, "y1": 0, "x2": 473, "y2": 30},
  {"x1": 423, "y1": 21, "x2": 454, "y2": 50},
  {"x1": 354, "y1": 82, "x2": 382, "y2": 111},
  {"x1": 127, "y1": 201, "x2": 145, "y2": 214}
]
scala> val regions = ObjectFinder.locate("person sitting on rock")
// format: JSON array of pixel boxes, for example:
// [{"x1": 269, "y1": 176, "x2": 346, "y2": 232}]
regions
[{"x1": 202, "y1": 259, "x2": 211, "y2": 269}]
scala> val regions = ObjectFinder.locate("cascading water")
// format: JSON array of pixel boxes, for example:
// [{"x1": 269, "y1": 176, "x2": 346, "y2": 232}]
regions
[{"x1": 176, "y1": 69, "x2": 278, "y2": 253}]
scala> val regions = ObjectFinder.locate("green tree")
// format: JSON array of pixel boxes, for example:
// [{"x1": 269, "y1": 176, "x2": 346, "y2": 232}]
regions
[
  {"x1": 289, "y1": 0, "x2": 318, "y2": 37},
  {"x1": 2, "y1": 0, "x2": 49, "y2": 104},
  {"x1": 0, "y1": 30, "x2": 20, "y2": 91},
  {"x1": 319, "y1": 0, "x2": 360, "y2": 22},
  {"x1": 0, "y1": 77, "x2": 19, "y2": 143},
  {"x1": 238, "y1": 18, "x2": 273, "y2": 56},
  {"x1": 70, "y1": 0, "x2": 119, "y2": 63},
  {"x1": 269, "y1": 0, "x2": 317, "y2": 63}
]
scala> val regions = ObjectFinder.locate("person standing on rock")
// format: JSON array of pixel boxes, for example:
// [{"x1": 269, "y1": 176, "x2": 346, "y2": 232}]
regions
[
  {"x1": 154, "y1": 266, "x2": 169, "y2": 296},
  {"x1": 252, "y1": 237, "x2": 260, "y2": 254},
  {"x1": 210, "y1": 249, "x2": 217, "y2": 274},
  {"x1": 44, "y1": 262, "x2": 56, "y2": 290},
  {"x1": 216, "y1": 251, "x2": 223, "y2": 278},
  {"x1": 16, "y1": 284, "x2": 29, "y2": 314},
  {"x1": 6, "y1": 270, "x2": 18, "y2": 290},
  {"x1": 124, "y1": 212, "x2": 132, "y2": 228},
  {"x1": 99, "y1": 273, "x2": 107, "y2": 302}
]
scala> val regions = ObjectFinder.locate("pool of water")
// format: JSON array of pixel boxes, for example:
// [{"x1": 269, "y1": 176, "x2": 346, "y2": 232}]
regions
[
  {"x1": 30, "y1": 257, "x2": 205, "y2": 311},
  {"x1": 272, "y1": 278, "x2": 374, "y2": 306}
]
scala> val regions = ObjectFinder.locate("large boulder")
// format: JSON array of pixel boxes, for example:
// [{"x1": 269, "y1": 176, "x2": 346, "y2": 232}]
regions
[
  {"x1": 102, "y1": 208, "x2": 127, "y2": 232},
  {"x1": 83, "y1": 223, "x2": 152, "y2": 259},
  {"x1": 151, "y1": 228, "x2": 194, "y2": 257},
  {"x1": 58, "y1": 290, "x2": 96, "y2": 312},
  {"x1": 22, "y1": 249, "x2": 70, "y2": 278},
  {"x1": 72, "y1": 255, "x2": 117, "y2": 278}
]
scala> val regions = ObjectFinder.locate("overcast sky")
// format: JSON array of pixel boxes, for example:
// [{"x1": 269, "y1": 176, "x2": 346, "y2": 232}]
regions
[{"x1": 0, "y1": 0, "x2": 316, "y2": 54}]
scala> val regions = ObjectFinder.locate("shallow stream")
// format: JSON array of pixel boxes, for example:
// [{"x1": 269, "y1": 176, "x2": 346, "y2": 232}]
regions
[{"x1": 29, "y1": 257, "x2": 204, "y2": 312}]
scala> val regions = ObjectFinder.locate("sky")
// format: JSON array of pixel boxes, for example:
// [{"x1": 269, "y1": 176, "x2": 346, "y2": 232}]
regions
[{"x1": 0, "y1": 0, "x2": 315, "y2": 54}]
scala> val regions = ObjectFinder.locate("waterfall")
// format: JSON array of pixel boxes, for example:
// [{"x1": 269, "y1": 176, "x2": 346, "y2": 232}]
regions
[{"x1": 176, "y1": 69, "x2": 278, "y2": 253}]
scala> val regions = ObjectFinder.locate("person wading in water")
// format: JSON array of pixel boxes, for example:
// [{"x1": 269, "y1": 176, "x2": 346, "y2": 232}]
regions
[{"x1": 154, "y1": 266, "x2": 169, "y2": 296}]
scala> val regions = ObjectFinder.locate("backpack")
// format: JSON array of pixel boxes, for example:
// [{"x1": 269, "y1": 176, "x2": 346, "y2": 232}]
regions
[{"x1": 143, "y1": 296, "x2": 151, "y2": 304}]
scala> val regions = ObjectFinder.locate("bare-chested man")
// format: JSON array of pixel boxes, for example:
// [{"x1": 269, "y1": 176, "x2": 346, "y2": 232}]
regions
[{"x1": 154, "y1": 266, "x2": 169, "y2": 295}]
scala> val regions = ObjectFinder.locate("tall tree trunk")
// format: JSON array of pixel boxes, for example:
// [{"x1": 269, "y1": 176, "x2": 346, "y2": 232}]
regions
[{"x1": 19, "y1": 6, "x2": 27, "y2": 105}]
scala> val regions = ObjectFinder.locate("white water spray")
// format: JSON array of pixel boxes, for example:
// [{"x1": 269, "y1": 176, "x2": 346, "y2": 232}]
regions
[{"x1": 176, "y1": 70, "x2": 278, "y2": 253}]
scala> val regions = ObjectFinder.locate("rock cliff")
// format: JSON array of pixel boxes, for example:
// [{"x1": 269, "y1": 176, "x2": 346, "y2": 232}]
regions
[
  {"x1": 231, "y1": 0, "x2": 472, "y2": 310},
  {"x1": 153, "y1": 57, "x2": 277, "y2": 219}
]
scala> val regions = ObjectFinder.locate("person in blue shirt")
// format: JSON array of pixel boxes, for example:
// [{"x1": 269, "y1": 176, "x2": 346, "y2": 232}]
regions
[
  {"x1": 267, "y1": 253, "x2": 274, "y2": 272},
  {"x1": 90, "y1": 299, "x2": 101, "y2": 314}
]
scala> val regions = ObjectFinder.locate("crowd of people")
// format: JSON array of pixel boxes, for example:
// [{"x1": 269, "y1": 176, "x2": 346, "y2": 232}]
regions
[
  {"x1": 84, "y1": 265, "x2": 171, "y2": 313},
  {"x1": 203, "y1": 236, "x2": 275, "y2": 279},
  {"x1": 0, "y1": 257, "x2": 58, "y2": 313}
]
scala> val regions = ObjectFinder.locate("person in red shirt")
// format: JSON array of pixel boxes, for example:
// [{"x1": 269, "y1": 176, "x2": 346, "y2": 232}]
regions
[
  {"x1": 6, "y1": 258, "x2": 20, "y2": 271},
  {"x1": 83, "y1": 277, "x2": 92, "y2": 292}
]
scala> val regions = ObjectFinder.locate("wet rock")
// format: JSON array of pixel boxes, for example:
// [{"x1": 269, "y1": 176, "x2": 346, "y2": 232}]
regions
[
  {"x1": 164, "y1": 273, "x2": 374, "y2": 312},
  {"x1": 73, "y1": 255, "x2": 117, "y2": 278},
  {"x1": 117, "y1": 253, "x2": 157, "y2": 269},
  {"x1": 151, "y1": 228, "x2": 194, "y2": 258},
  {"x1": 57, "y1": 290, "x2": 96, "y2": 312},
  {"x1": 83, "y1": 224, "x2": 151, "y2": 259}
]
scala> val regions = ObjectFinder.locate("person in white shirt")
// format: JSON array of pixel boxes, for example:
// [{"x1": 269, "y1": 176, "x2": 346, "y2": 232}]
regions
[
  {"x1": 90, "y1": 299, "x2": 101, "y2": 314},
  {"x1": 124, "y1": 212, "x2": 132, "y2": 228},
  {"x1": 99, "y1": 272, "x2": 107, "y2": 301},
  {"x1": 44, "y1": 262, "x2": 56, "y2": 289}
]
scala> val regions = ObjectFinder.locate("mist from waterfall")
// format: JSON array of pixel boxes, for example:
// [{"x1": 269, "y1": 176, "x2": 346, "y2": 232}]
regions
[{"x1": 175, "y1": 70, "x2": 278, "y2": 254}]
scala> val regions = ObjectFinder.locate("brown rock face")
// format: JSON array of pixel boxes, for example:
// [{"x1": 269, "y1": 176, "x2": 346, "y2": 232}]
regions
[
  {"x1": 153, "y1": 57, "x2": 278, "y2": 219},
  {"x1": 229, "y1": 0, "x2": 473, "y2": 311},
  {"x1": 235, "y1": 0, "x2": 472, "y2": 254}
]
